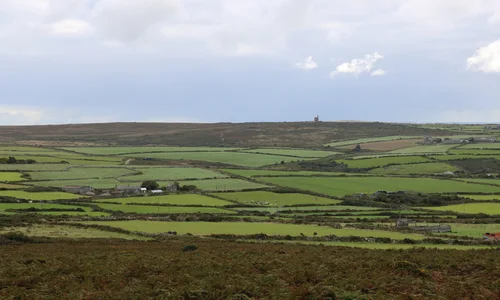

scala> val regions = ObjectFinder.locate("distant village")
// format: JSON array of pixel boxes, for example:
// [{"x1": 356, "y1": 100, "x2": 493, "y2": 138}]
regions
[{"x1": 61, "y1": 182, "x2": 179, "y2": 197}]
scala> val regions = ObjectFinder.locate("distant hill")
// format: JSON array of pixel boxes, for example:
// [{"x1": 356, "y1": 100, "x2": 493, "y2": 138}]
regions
[{"x1": 0, "y1": 122, "x2": 454, "y2": 147}]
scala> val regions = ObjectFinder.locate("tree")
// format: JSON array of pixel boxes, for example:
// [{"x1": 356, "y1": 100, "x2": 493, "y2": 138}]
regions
[{"x1": 141, "y1": 180, "x2": 159, "y2": 190}]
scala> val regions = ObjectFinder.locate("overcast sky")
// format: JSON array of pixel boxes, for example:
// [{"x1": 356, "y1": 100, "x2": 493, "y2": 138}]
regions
[{"x1": 1, "y1": 0, "x2": 499, "y2": 125}]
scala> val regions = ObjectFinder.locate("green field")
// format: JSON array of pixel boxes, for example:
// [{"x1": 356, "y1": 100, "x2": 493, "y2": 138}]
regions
[
  {"x1": 324, "y1": 136, "x2": 421, "y2": 147},
  {"x1": 369, "y1": 163, "x2": 457, "y2": 175},
  {"x1": 0, "y1": 146, "x2": 53, "y2": 152},
  {"x1": 32, "y1": 178, "x2": 123, "y2": 189},
  {"x1": 221, "y1": 169, "x2": 366, "y2": 177},
  {"x1": 459, "y1": 143, "x2": 500, "y2": 149},
  {"x1": 124, "y1": 152, "x2": 313, "y2": 167},
  {"x1": 95, "y1": 194, "x2": 232, "y2": 206},
  {"x1": 0, "y1": 183, "x2": 25, "y2": 189},
  {"x1": 95, "y1": 204, "x2": 236, "y2": 214},
  {"x1": 0, "y1": 164, "x2": 71, "y2": 171},
  {"x1": 389, "y1": 145, "x2": 457, "y2": 154},
  {"x1": 234, "y1": 205, "x2": 381, "y2": 212},
  {"x1": 431, "y1": 154, "x2": 500, "y2": 161},
  {"x1": 175, "y1": 178, "x2": 269, "y2": 191},
  {"x1": 212, "y1": 191, "x2": 341, "y2": 206},
  {"x1": 449, "y1": 149, "x2": 500, "y2": 155},
  {"x1": 424, "y1": 203, "x2": 500, "y2": 215},
  {"x1": 0, "y1": 191, "x2": 84, "y2": 201},
  {"x1": 80, "y1": 221, "x2": 426, "y2": 239},
  {"x1": 62, "y1": 147, "x2": 241, "y2": 155},
  {"x1": 258, "y1": 177, "x2": 500, "y2": 197},
  {"x1": 121, "y1": 167, "x2": 227, "y2": 181},
  {"x1": 456, "y1": 178, "x2": 500, "y2": 186},
  {"x1": 28, "y1": 167, "x2": 133, "y2": 181},
  {"x1": 460, "y1": 194, "x2": 500, "y2": 201},
  {"x1": 241, "y1": 148, "x2": 340, "y2": 158},
  {"x1": 0, "y1": 225, "x2": 147, "y2": 240},
  {"x1": 0, "y1": 203, "x2": 89, "y2": 212},
  {"x1": 0, "y1": 172, "x2": 25, "y2": 182},
  {"x1": 338, "y1": 156, "x2": 430, "y2": 169}
]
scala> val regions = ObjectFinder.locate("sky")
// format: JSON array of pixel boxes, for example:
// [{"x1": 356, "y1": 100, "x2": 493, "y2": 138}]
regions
[{"x1": 0, "y1": 0, "x2": 499, "y2": 125}]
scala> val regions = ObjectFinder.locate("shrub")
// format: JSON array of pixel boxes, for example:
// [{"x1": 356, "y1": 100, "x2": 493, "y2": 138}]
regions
[{"x1": 182, "y1": 245, "x2": 198, "y2": 252}]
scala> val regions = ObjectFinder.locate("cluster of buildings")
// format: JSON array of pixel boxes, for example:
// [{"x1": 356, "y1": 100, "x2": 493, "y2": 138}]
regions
[
  {"x1": 422, "y1": 136, "x2": 497, "y2": 145},
  {"x1": 62, "y1": 183, "x2": 178, "y2": 196}
]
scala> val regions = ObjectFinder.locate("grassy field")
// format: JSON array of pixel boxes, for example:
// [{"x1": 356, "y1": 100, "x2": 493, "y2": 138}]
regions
[
  {"x1": 424, "y1": 203, "x2": 500, "y2": 215},
  {"x1": 241, "y1": 148, "x2": 340, "y2": 158},
  {"x1": 31, "y1": 178, "x2": 123, "y2": 189},
  {"x1": 0, "y1": 164, "x2": 71, "y2": 171},
  {"x1": 221, "y1": 169, "x2": 366, "y2": 177},
  {"x1": 95, "y1": 194, "x2": 232, "y2": 206},
  {"x1": 324, "y1": 136, "x2": 422, "y2": 147},
  {"x1": 0, "y1": 183, "x2": 25, "y2": 189},
  {"x1": 124, "y1": 152, "x2": 313, "y2": 167},
  {"x1": 449, "y1": 149, "x2": 500, "y2": 155},
  {"x1": 456, "y1": 178, "x2": 500, "y2": 186},
  {"x1": 0, "y1": 146, "x2": 53, "y2": 152},
  {"x1": 62, "y1": 147, "x2": 241, "y2": 155},
  {"x1": 175, "y1": 178, "x2": 269, "y2": 191},
  {"x1": 340, "y1": 139, "x2": 421, "y2": 151},
  {"x1": 338, "y1": 156, "x2": 430, "y2": 169},
  {"x1": 0, "y1": 172, "x2": 25, "y2": 182},
  {"x1": 389, "y1": 145, "x2": 457, "y2": 154},
  {"x1": 95, "y1": 204, "x2": 236, "y2": 214},
  {"x1": 212, "y1": 191, "x2": 342, "y2": 206},
  {"x1": 459, "y1": 143, "x2": 500, "y2": 149},
  {"x1": 0, "y1": 191, "x2": 84, "y2": 201},
  {"x1": 234, "y1": 205, "x2": 381, "y2": 212},
  {"x1": 460, "y1": 194, "x2": 500, "y2": 201},
  {"x1": 121, "y1": 167, "x2": 227, "y2": 181},
  {"x1": 28, "y1": 167, "x2": 133, "y2": 181},
  {"x1": 369, "y1": 162, "x2": 457, "y2": 175},
  {"x1": 0, "y1": 203, "x2": 89, "y2": 212},
  {"x1": 258, "y1": 177, "x2": 500, "y2": 197},
  {"x1": 80, "y1": 220, "x2": 426, "y2": 239},
  {"x1": 431, "y1": 154, "x2": 500, "y2": 161},
  {"x1": 0, "y1": 225, "x2": 147, "y2": 240}
]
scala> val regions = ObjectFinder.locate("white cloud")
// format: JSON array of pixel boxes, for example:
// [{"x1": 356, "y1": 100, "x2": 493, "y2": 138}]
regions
[
  {"x1": 91, "y1": 0, "x2": 180, "y2": 42},
  {"x1": 466, "y1": 40, "x2": 500, "y2": 73},
  {"x1": 49, "y1": 19, "x2": 91, "y2": 36},
  {"x1": 370, "y1": 69, "x2": 387, "y2": 76},
  {"x1": 294, "y1": 56, "x2": 318, "y2": 70},
  {"x1": 330, "y1": 52, "x2": 384, "y2": 78},
  {"x1": 0, "y1": 107, "x2": 44, "y2": 125}
]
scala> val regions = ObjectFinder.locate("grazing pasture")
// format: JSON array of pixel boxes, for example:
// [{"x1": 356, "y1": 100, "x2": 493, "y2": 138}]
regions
[
  {"x1": 241, "y1": 148, "x2": 339, "y2": 158},
  {"x1": 389, "y1": 144, "x2": 457, "y2": 154},
  {"x1": 456, "y1": 178, "x2": 500, "y2": 186},
  {"x1": 28, "y1": 167, "x2": 133, "y2": 181},
  {"x1": 338, "y1": 156, "x2": 430, "y2": 169},
  {"x1": 95, "y1": 204, "x2": 235, "y2": 214},
  {"x1": 0, "y1": 225, "x2": 147, "y2": 240},
  {"x1": 0, "y1": 183, "x2": 25, "y2": 189},
  {"x1": 340, "y1": 139, "x2": 421, "y2": 151},
  {"x1": 0, "y1": 164, "x2": 71, "y2": 171},
  {"x1": 424, "y1": 203, "x2": 500, "y2": 215},
  {"x1": 0, "y1": 203, "x2": 89, "y2": 212},
  {"x1": 175, "y1": 178, "x2": 269, "y2": 191},
  {"x1": 459, "y1": 143, "x2": 500, "y2": 149},
  {"x1": 212, "y1": 191, "x2": 341, "y2": 206},
  {"x1": 460, "y1": 194, "x2": 500, "y2": 201},
  {"x1": 0, "y1": 172, "x2": 25, "y2": 182},
  {"x1": 431, "y1": 154, "x2": 500, "y2": 161},
  {"x1": 324, "y1": 136, "x2": 421, "y2": 147},
  {"x1": 258, "y1": 176, "x2": 500, "y2": 197},
  {"x1": 80, "y1": 220, "x2": 425, "y2": 239},
  {"x1": 0, "y1": 191, "x2": 84, "y2": 201},
  {"x1": 63, "y1": 147, "x2": 241, "y2": 155},
  {"x1": 95, "y1": 194, "x2": 232, "y2": 206},
  {"x1": 32, "y1": 178, "x2": 123, "y2": 189},
  {"x1": 450, "y1": 149, "x2": 500, "y2": 155},
  {"x1": 125, "y1": 151, "x2": 309, "y2": 167},
  {"x1": 234, "y1": 205, "x2": 381, "y2": 212},
  {"x1": 121, "y1": 167, "x2": 226, "y2": 181},
  {"x1": 369, "y1": 162, "x2": 457, "y2": 175},
  {"x1": 221, "y1": 169, "x2": 366, "y2": 177}
]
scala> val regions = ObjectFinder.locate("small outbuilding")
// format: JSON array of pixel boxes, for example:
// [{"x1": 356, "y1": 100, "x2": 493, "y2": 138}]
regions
[{"x1": 151, "y1": 189, "x2": 164, "y2": 194}]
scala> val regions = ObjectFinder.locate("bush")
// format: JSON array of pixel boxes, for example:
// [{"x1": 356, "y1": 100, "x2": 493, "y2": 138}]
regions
[
  {"x1": 182, "y1": 245, "x2": 198, "y2": 252},
  {"x1": 2, "y1": 231, "x2": 32, "y2": 243}
]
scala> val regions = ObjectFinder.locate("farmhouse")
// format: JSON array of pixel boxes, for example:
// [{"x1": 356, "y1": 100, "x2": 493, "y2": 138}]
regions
[
  {"x1": 151, "y1": 189, "x2": 163, "y2": 194},
  {"x1": 115, "y1": 186, "x2": 142, "y2": 195},
  {"x1": 441, "y1": 139, "x2": 466, "y2": 144},
  {"x1": 62, "y1": 185, "x2": 94, "y2": 195},
  {"x1": 166, "y1": 183, "x2": 178, "y2": 193}
]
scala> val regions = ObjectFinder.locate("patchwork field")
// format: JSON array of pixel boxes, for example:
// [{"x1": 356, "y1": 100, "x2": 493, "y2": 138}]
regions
[
  {"x1": 120, "y1": 167, "x2": 227, "y2": 181},
  {"x1": 95, "y1": 204, "x2": 236, "y2": 214},
  {"x1": 338, "y1": 156, "x2": 430, "y2": 169},
  {"x1": 456, "y1": 178, "x2": 500, "y2": 186},
  {"x1": 389, "y1": 144, "x2": 457, "y2": 154},
  {"x1": 28, "y1": 167, "x2": 133, "y2": 181},
  {"x1": 221, "y1": 169, "x2": 366, "y2": 177},
  {"x1": 234, "y1": 205, "x2": 381, "y2": 212},
  {"x1": 0, "y1": 183, "x2": 25, "y2": 189},
  {"x1": 212, "y1": 191, "x2": 342, "y2": 206},
  {"x1": 460, "y1": 194, "x2": 500, "y2": 201},
  {"x1": 0, "y1": 225, "x2": 147, "y2": 240},
  {"x1": 459, "y1": 143, "x2": 500, "y2": 149},
  {"x1": 424, "y1": 203, "x2": 500, "y2": 215},
  {"x1": 449, "y1": 149, "x2": 500, "y2": 155},
  {"x1": 175, "y1": 178, "x2": 269, "y2": 191},
  {"x1": 125, "y1": 151, "x2": 310, "y2": 167},
  {"x1": 95, "y1": 194, "x2": 232, "y2": 206},
  {"x1": 62, "y1": 147, "x2": 241, "y2": 155},
  {"x1": 325, "y1": 136, "x2": 422, "y2": 147},
  {"x1": 258, "y1": 177, "x2": 500, "y2": 197},
  {"x1": 340, "y1": 139, "x2": 421, "y2": 151},
  {"x1": 369, "y1": 162, "x2": 457, "y2": 175},
  {"x1": 241, "y1": 148, "x2": 339, "y2": 158},
  {"x1": 0, "y1": 203, "x2": 89, "y2": 213},
  {"x1": 80, "y1": 221, "x2": 426, "y2": 239}
]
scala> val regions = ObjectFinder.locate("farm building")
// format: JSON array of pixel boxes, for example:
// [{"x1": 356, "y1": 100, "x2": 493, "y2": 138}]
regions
[
  {"x1": 473, "y1": 137, "x2": 497, "y2": 143},
  {"x1": 422, "y1": 136, "x2": 442, "y2": 145},
  {"x1": 166, "y1": 183, "x2": 178, "y2": 193},
  {"x1": 115, "y1": 186, "x2": 142, "y2": 195},
  {"x1": 62, "y1": 185, "x2": 94, "y2": 195},
  {"x1": 140, "y1": 187, "x2": 147, "y2": 193},
  {"x1": 484, "y1": 232, "x2": 500, "y2": 240},
  {"x1": 151, "y1": 189, "x2": 163, "y2": 194},
  {"x1": 442, "y1": 139, "x2": 467, "y2": 144}
]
